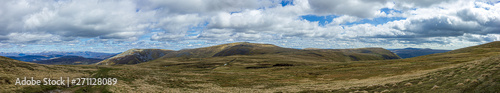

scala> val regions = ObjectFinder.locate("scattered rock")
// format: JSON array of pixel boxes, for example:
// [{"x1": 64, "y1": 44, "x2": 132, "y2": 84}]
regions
[
  {"x1": 404, "y1": 82, "x2": 412, "y2": 86},
  {"x1": 381, "y1": 89, "x2": 390, "y2": 93},
  {"x1": 472, "y1": 79, "x2": 479, "y2": 83},
  {"x1": 353, "y1": 90, "x2": 368, "y2": 93},
  {"x1": 431, "y1": 85, "x2": 440, "y2": 89}
]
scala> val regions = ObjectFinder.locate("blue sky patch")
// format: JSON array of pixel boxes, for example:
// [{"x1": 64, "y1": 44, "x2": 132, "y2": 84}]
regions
[
  {"x1": 380, "y1": 8, "x2": 402, "y2": 14},
  {"x1": 300, "y1": 15, "x2": 339, "y2": 26},
  {"x1": 280, "y1": 0, "x2": 294, "y2": 7}
]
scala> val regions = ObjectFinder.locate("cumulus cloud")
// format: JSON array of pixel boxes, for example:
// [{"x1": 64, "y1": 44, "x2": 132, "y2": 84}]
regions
[
  {"x1": 0, "y1": 0, "x2": 153, "y2": 43},
  {"x1": 405, "y1": 16, "x2": 482, "y2": 37},
  {"x1": 306, "y1": 0, "x2": 455, "y2": 18},
  {"x1": 0, "y1": 0, "x2": 499, "y2": 53},
  {"x1": 143, "y1": 0, "x2": 500, "y2": 49},
  {"x1": 0, "y1": 0, "x2": 41, "y2": 35},
  {"x1": 329, "y1": 15, "x2": 362, "y2": 25},
  {"x1": 392, "y1": 0, "x2": 455, "y2": 9},
  {"x1": 460, "y1": 33, "x2": 500, "y2": 42},
  {"x1": 137, "y1": 0, "x2": 283, "y2": 41},
  {"x1": 347, "y1": 0, "x2": 500, "y2": 44},
  {"x1": 137, "y1": 0, "x2": 277, "y2": 14},
  {"x1": 201, "y1": 7, "x2": 322, "y2": 41},
  {"x1": 308, "y1": 0, "x2": 388, "y2": 18},
  {"x1": 6, "y1": 32, "x2": 58, "y2": 43},
  {"x1": 457, "y1": 6, "x2": 500, "y2": 33}
]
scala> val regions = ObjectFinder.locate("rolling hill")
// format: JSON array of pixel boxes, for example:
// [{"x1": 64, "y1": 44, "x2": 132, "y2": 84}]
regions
[
  {"x1": 300, "y1": 41, "x2": 500, "y2": 92},
  {"x1": 96, "y1": 49, "x2": 175, "y2": 65},
  {"x1": 98, "y1": 42, "x2": 400, "y2": 65},
  {"x1": 158, "y1": 42, "x2": 400, "y2": 62},
  {"x1": 161, "y1": 42, "x2": 400, "y2": 61},
  {"x1": 161, "y1": 42, "x2": 291, "y2": 58},
  {"x1": 0, "y1": 56, "x2": 95, "y2": 92}
]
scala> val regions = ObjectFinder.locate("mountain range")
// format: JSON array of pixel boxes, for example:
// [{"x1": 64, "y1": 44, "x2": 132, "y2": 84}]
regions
[
  {"x1": 97, "y1": 42, "x2": 401, "y2": 65},
  {"x1": 1, "y1": 51, "x2": 117, "y2": 59},
  {"x1": 32, "y1": 56, "x2": 103, "y2": 65},
  {"x1": 2, "y1": 51, "x2": 117, "y2": 65}
]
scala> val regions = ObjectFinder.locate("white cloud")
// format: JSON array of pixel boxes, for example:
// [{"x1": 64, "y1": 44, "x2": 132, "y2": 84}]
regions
[
  {"x1": 392, "y1": 0, "x2": 455, "y2": 9},
  {"x1": 6, "y1": 32, "x2": 59, "y2": 43},
  {"x1": 0, "y1": 0, "x2": 499, "y2": 53},
  {"x1": 137, "y1": 0, "x2": 277, "y2": 14},
  {"x1": 307, "y1": 0, "x2": 388, "y2": 18},
  {"x1": 329, "y1": 15, "x2": 361, "y2": 25},
  {"x1": 0, "y1": 0, "x2": 155, "y2": 43}
]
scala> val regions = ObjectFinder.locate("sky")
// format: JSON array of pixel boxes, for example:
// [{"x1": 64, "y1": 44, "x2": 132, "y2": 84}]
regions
[{"x1": 0, "y1": 0, "x2": 499, "y2": 53}]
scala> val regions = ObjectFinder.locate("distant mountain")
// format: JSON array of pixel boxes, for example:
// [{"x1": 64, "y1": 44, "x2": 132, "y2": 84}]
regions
[
  {"x1": 161, "y1": 42, "x2": 290, "y2": 58},
  {"x1": 99, "y1": 42, "x2": 400, "y2": 65},
  {"x1": 2, "y1": 51, "x2": 117, "y2": 63},
  {"x1": 96, "y1": 49, "x2": 175, "y2": 65},
  {"x1": 0, "y1": 51, "x2": 118, "y2": 59},
  {"x1": 389, "y1": 48, "x2": 450, "y2": 59},
  {"x1": 6, "y1": 55, "x2": 65, "y2": 62},
  {"x1": 161, "y1": 42, "x2": 400, "y2": 60},
  {"x1": 32, "y1": 56, "x2": 103, "y2": 65}
]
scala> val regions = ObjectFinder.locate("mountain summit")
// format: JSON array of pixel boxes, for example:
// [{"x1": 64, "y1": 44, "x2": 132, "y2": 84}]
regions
[{"x1": 96, "y1": 49, "x2": 174, "y2": 65}]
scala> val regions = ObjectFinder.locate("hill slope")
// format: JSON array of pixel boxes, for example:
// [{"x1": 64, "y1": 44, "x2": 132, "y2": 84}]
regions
[
  {"x1": 300, "y1": 41, "x2": 500, "y2": 92},
  {"x1": 161, "y1": 42, "x2": 283, "y2": 58},
  {"x1": 447, "y1": 41, "x2": 500, "y2": 54},
  {"x1": 32, "y1": 56, "x2": 102, "y2": 65},
  {"x1": 98, "y1": 42, "x2": 399, "y2": 65},
  {"x1": 96, "y1": 49, "x2": 174, "y2": 65},
  {"x1": 0, "y1": 56, "x2": 94, "y2": 92},
  {"x1": 319, "y1": 54, "x2": 500, "y2": 93},
  {"x1": 159, "y1": 42, "x2": 400, "y2": 62}
]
